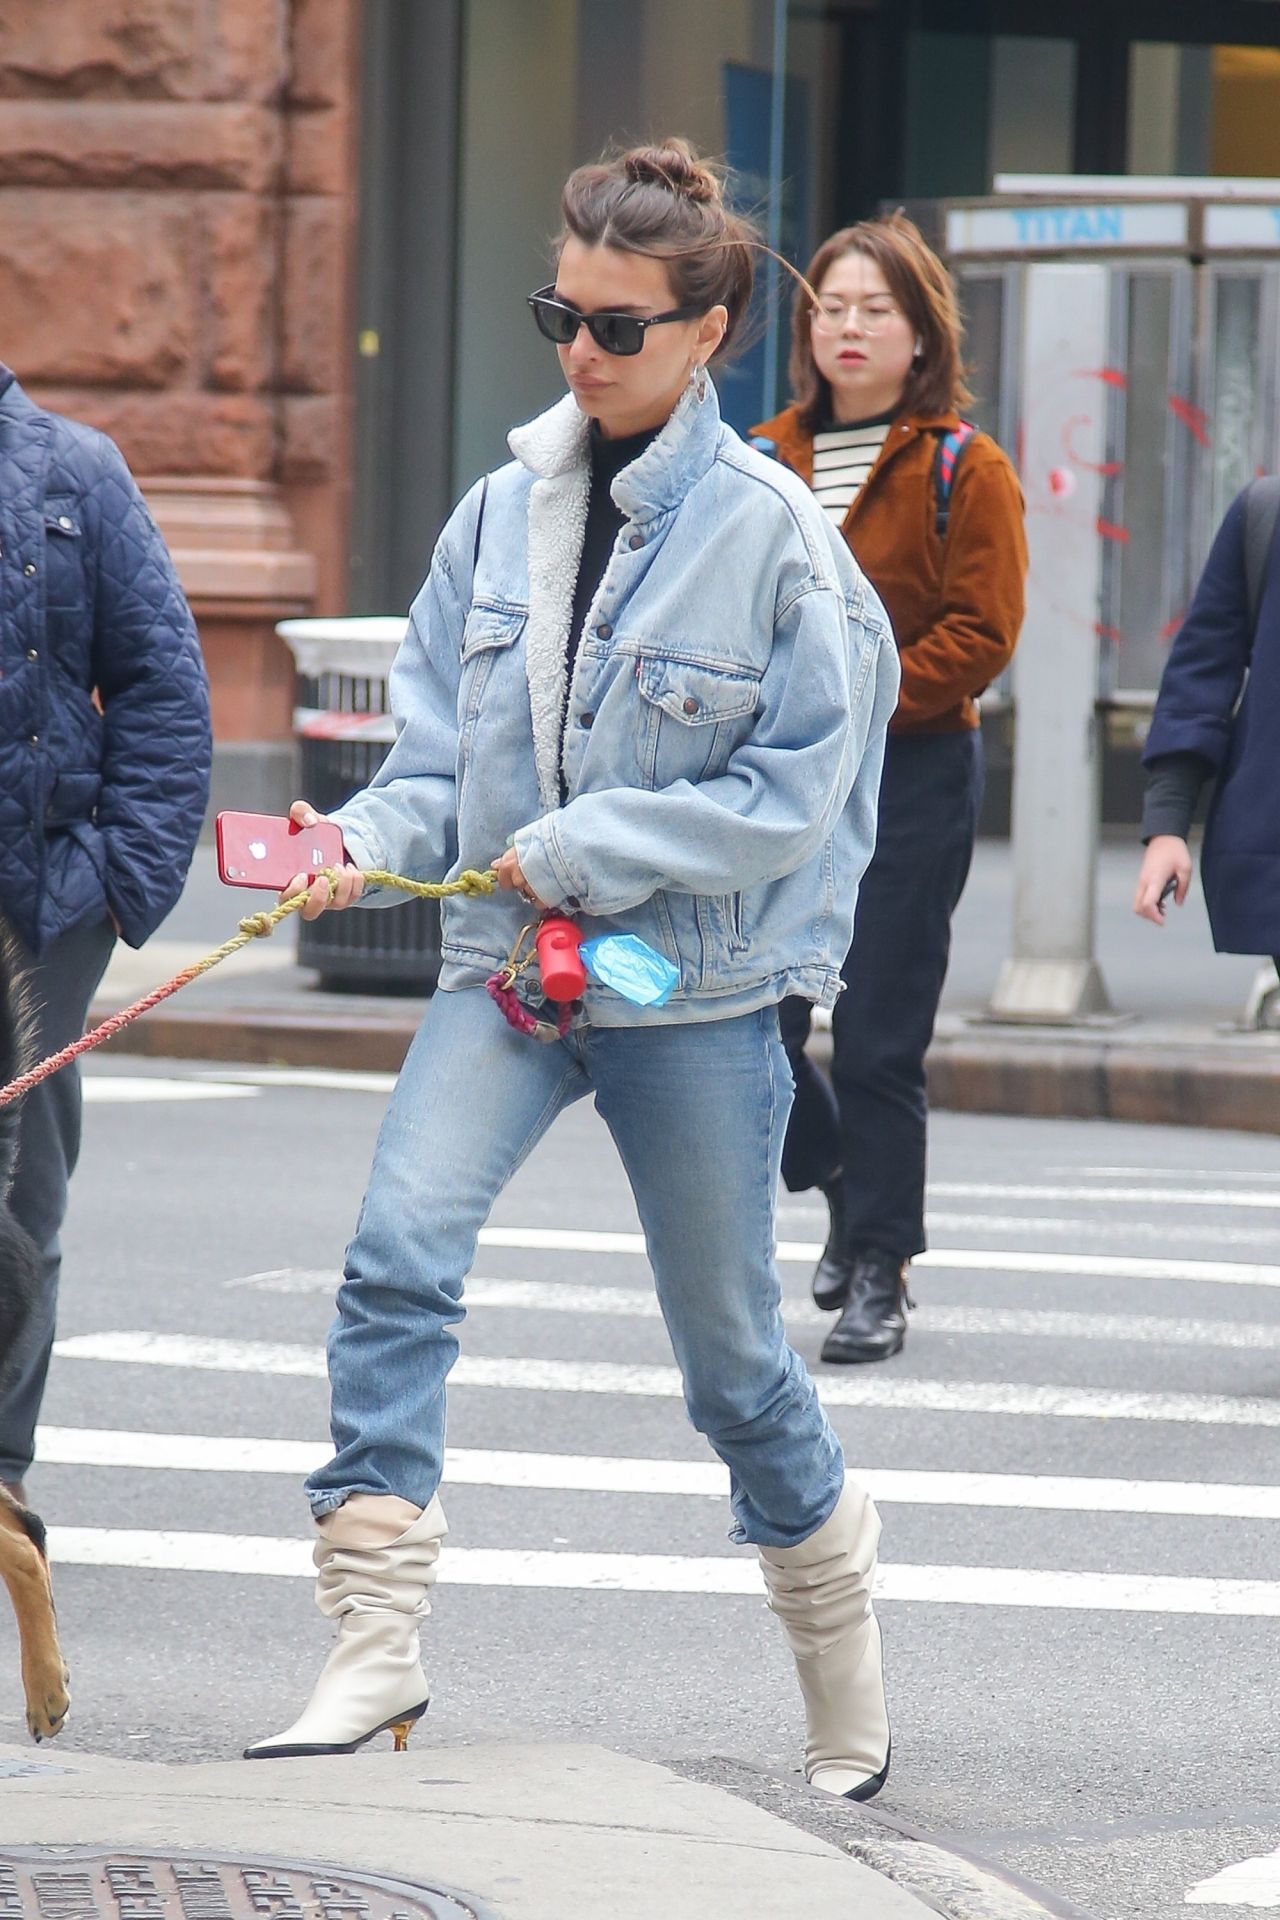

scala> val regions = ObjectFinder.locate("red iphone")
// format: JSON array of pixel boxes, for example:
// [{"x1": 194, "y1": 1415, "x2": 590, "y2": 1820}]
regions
[{"x1": 216, "y1": 811, "x2": 347, "y2": 889}]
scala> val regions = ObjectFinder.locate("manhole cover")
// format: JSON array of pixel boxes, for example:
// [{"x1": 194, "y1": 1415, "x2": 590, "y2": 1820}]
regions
[{"x1": 0, "y1": 1848, "x2": 497, "y2": 1920}]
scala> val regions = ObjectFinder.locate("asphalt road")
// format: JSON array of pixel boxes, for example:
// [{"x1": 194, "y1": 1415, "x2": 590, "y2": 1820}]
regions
[{"x1": 2, "y1": 1054, "x2": 1278, "y2": 1920}]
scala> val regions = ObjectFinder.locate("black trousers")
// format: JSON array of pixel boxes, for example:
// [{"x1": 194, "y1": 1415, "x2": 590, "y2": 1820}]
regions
[
  {"x1": 0, "y1": 914, "x2": 116, "y2": 1481},
  {"x1": 780, "y1": 730, "x2": 983, "y2": 1261}
]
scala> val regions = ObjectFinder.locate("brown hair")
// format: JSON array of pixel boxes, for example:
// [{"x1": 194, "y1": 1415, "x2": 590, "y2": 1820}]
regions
[
  {"x1": 558, "y1": 139, "x2": 759, "y2": 358},
  {"x1": 789, "y1": 213, "x2": 972, "y2": 430}
]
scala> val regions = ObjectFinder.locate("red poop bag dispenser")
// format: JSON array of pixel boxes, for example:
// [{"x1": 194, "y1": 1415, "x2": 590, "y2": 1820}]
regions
[{"x1": 535, "y1": 916, "x2": 587, "y2": 1002}]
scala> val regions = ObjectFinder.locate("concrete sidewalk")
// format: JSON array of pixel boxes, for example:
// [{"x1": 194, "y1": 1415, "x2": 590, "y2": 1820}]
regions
[
  {"x1": 0, "y1": 1740, "x2": 947, "y2": 1920},
  {"x1": 88, "y1": 836, "x2": 1280, "y2": 1131}
]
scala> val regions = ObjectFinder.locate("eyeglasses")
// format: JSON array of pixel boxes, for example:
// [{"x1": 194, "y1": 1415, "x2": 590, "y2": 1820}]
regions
[
  {"x1": 810, "y1": 297, "x2": 902, "y2": 336},
  {"x1": 528, "y1": 285, "x2": 702, "y2": 357}
]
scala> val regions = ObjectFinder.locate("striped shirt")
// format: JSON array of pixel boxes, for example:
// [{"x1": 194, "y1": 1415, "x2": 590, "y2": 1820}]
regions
[{"x1": 811, "y1": 414, "x2": 894, "y2": 525}]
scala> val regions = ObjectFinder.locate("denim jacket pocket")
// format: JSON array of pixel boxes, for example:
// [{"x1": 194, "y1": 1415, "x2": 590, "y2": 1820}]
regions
[
  {"x1": 635, "y1": 653, "x2": 761, "y2": 788},
  {"x1": 459, "y1": 605, "x2": 526, "y2": 808},
  {"x1": 460, "y1": 605, "x2": 525, "y2": 717}
]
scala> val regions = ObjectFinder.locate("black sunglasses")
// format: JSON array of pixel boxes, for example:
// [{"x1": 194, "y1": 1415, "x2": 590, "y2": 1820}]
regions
[{"x1": 528, "y1": 285, "x2": 702, "y2": 357}]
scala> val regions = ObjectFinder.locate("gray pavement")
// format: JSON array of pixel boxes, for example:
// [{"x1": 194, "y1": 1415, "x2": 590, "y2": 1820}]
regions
[
  {"x1": 0, "y1": 1742, "x2": 935, "y2": 1920},
  {"x1": 5, "y1": 1059, "x2": 1280, "y2": 1917}
]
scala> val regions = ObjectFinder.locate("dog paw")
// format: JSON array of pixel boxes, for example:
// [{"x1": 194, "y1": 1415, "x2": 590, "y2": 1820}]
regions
[{"x1": 28, "y1": 1672, "x2": 69, "y2": 1742}]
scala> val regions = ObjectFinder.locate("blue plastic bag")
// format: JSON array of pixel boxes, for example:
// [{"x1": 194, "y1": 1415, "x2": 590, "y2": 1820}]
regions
[{"x1": 580, "y1": 933, "x2": 679, "y2": 1007}]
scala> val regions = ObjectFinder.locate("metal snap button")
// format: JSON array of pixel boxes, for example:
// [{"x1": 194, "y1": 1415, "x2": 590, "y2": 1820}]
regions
[
  {"x1": 27, "y1": 733, "x2": 38, "y2": 747},
  {"x1": 596, "y1": 622, "x2": 613, "y2": 640},
  {"x1": 58, "y1": 515, "x2": 73, "y2": 530},
  {"x1": 580, "y1": 711, "x2": 595, "y2": 728},
  {"x1": 26, "y1": 649, "x2": 37, "y2": 661},
  {"x1": 682, "y1": 696, "x2": 700, "y2": 715},
  {"x1": 628, "y1": 532, "x2": 644, "y2": 550},
  {"x1": 23, "y1": 562, "x2": 36, "y2": 576}
]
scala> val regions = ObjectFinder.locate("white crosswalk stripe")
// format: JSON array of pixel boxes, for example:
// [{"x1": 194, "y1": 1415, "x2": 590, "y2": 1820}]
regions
[
  {"x1": 81, "y1": 1078, "x2": 258, "y2": 1104},
  {"x1": 38, "y1": 1528, "x2": 1280, "y2": 1616},
  {"x1": 33, "y1": 1426, "x2": 1280, "y2": 1519},
  {"x1": 474, "y1": 1229, "x2": 1280, "y2": 1289},
  {"x1": 49, "y1": 1330, "x2": 1280, "y2": 1429},
  {"x1": 929, "y1": 1180, "x2": 1280, "y2": 1211},
  {"x1": 230, "y1": 1269, "x2": 1280, "y2": 1350}
]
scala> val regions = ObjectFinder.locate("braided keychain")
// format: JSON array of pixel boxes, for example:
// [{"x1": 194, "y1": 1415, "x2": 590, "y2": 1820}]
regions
[{"x1": 485, "y1": 916, "x2": 585, "y2": 1043}]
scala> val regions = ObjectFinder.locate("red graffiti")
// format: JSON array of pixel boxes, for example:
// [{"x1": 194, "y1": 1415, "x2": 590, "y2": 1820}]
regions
[
  {"x1": 1096, "y1": 517, "x2": 1130, "y2": 544},
  {"x1": 1094, "y1": 622, "x2": 1123, "y2": 644},
  {"x1": 1074, "y1": 367, "x2": 1128, "y2": 387},
  {"x1": 1061, "y1": 415, "x2": 1123, "y2": 475},
  {"x1": 1167, "y1": 395, "x2": 1210, "y2": 446}
]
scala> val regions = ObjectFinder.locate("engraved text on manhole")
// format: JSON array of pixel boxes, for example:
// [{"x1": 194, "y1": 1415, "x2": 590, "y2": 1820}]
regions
[{"x1": 0, "y1": 1849, "x2": 488, "y2": 1920}]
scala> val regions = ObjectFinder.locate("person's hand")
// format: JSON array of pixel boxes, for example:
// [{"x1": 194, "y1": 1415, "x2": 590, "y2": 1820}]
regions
[
  {"x1": 1133, "y1": 834, "x2": 1192, "y2": 926},
  {"x1": 280, "y1": 799, "x2": 365, "y2": 920},
  {"x1": 490, "y1": 847, "x2": 552, "y2": 912}
]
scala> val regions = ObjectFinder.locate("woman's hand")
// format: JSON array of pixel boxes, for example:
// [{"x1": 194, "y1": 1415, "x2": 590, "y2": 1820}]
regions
[
  {"x1": 490, "y1": 847, "x2": 552, "y2": 912},
  {"x1": 280, "y1": 799, "x2": 365, "y2": 920},
  {"x1": 1133, "y1": 835, "x2": 1192, "y2": 926}
]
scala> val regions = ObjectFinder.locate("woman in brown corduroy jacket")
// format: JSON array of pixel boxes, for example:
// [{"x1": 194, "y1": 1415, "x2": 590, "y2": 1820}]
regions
[{"x1": 754, "y1": 213, "x2": 1027, "y2": 1366}]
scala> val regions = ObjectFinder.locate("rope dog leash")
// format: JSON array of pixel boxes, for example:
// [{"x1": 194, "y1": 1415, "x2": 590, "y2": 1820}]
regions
[{"x1": 0, "y1": 866, "x2": 498, "y2": 1110}]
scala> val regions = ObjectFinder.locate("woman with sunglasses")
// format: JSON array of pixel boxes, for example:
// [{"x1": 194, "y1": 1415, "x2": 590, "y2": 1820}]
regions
[
  {"x1": 754, "y1": 216, "x2": 1026, "y2": 1366},
  {"x1": 245, "y1": 140, "x2": 901, "y2": 1803}
]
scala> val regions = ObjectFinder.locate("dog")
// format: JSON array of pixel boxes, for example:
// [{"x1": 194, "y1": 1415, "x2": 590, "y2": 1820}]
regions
[{"x1": 0, "y1": 922, "x2": 69, "y2": 1741}]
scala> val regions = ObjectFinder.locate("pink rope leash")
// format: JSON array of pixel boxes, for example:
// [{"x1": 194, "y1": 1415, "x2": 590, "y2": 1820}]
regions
[{"x1": 0, "y1": 900, "x2": 306, "y2": 1110}]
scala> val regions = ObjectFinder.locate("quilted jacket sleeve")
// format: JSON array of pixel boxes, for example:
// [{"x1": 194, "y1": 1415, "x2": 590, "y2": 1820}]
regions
[{"x1": 87, "y1": 436, "x2": 212, "y2": 947}]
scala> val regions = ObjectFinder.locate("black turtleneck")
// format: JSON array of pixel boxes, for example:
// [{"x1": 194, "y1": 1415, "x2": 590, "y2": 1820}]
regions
[{"x1": 568, "y1": 421, "x2": 659, "y2": 681}]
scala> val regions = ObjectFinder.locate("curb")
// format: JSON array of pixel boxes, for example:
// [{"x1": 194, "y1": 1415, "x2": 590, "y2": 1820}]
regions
[
  {"x1": 925, "y1": 1029, "x2": 1280, "y2": 1133},
  {"x1": 668, "y1": 1759, "x2": 1104, "y2": 1920},
  {"x1": 88, "y1": 1001, "x2": 420, "y2": 1075},
  {"x1": 88, "y1": 997, "x2": 1280, "y2": 1132}
]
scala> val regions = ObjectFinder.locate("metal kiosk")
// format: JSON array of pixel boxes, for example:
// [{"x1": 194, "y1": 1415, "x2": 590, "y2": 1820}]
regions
[{"x1": 936, "y1": 178, "x2": 1280, "y2": 1021}]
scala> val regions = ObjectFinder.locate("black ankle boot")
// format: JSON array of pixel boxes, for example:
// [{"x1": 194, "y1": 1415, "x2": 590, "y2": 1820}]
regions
[
  {"x1": 811, "y1": 1176, "x2": 855, "y2": 1311},
  {"x1": 821, "y1": 1251, "x2": 912, "y2": 1364}
]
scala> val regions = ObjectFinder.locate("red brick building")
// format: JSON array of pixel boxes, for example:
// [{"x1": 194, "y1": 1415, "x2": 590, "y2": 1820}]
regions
[{"x1": 0, "y1": 0, "x2": 359, "y2": 809}]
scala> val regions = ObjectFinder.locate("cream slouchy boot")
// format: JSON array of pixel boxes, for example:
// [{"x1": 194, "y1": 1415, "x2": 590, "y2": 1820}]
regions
[
  {"x1": 758, "y1": 1479, "x2": 891, "y2": 1800},
  {"x1": 244, "y1": 1492, "x2": 447, "y2": 1759}
]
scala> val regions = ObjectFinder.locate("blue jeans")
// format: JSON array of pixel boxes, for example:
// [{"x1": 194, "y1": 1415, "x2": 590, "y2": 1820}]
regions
[
  {"x1": 306, "y1": 988, "x2": 845, "y2": 1549},
  {"x1": 0, "y1": 913, "x2": 117, "y2": 1482},
  {"x1": 780, "y1": 730, "x2": 984, "y2": 1259}
]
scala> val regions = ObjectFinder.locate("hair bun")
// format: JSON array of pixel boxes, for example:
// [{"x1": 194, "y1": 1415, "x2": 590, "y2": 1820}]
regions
[{"x1": 624, "y1": 139, "x2": 721, "y2": 206}]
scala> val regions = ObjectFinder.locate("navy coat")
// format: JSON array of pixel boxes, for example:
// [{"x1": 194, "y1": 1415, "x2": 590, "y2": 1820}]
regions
[
  {"x1": 1145, "y1": 486, "x2": 1280, "y2": 954},
  {"x1": 0, "y1": 370, "x2": 211, "y2": 956}
]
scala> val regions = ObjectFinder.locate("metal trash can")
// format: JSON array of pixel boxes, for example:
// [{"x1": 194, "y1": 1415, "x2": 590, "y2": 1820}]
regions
[{"x1": 276, "y1": 617, "x2": 442, "y2": 993}]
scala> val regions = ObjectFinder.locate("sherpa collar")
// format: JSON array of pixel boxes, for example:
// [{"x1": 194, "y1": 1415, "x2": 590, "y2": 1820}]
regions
[
  {"x1": 508, "y1": 371, "x2": 723, "y2": 520},
  {"x1": 507, "y1": 374, "x2": 725, "y2": 810}
]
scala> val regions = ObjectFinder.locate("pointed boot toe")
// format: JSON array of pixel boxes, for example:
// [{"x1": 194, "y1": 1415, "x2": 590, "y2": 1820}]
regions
[{"x1": 243, "y1": 1612, "x2": 431, "y2": 1758}]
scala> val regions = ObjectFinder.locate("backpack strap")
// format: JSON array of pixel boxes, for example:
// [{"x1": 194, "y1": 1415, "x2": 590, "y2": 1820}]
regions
[
  {"x1": 1244, "y1": 474, "x2": 1280, "y2": 640},
  {"x1": 932, "y1": 420, "x2": 978, "y2": 538}
]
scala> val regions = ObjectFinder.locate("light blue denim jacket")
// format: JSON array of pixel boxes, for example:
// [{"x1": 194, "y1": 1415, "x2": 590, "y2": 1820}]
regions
[{"x1": 334, "y1": 374, "x2": 899, "y2": 1026}]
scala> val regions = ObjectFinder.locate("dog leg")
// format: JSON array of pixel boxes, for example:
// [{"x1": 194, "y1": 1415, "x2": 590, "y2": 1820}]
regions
[{"x1": 0, "y1": 1497, "x2": 69, "y2": 1740}]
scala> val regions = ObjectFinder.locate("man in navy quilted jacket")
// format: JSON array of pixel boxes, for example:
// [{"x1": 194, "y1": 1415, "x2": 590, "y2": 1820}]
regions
[{"x1": 0, "y1": 365, "x2": 211, "y2": 1501}]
